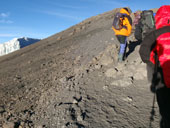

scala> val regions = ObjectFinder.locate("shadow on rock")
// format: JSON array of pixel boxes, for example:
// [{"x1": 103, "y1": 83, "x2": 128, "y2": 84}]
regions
[{"x1": 126, "y1": 40, "x2": 141, "y2": 58}]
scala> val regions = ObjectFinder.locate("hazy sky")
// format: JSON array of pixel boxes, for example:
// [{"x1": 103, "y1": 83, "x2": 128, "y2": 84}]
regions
[{"x1": 0, "y1": 0, "x2": 170, "y2": 43}]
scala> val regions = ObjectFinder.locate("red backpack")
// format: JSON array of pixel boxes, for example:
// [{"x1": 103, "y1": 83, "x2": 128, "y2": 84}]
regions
[{"x1": 150, "y1": 5, "x2": 170, "y2": 88}]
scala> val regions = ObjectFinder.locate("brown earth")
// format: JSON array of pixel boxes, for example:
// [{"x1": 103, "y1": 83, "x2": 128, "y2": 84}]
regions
[{"x1": 0, "y1": 8, "x2": 160, "y2": 128}]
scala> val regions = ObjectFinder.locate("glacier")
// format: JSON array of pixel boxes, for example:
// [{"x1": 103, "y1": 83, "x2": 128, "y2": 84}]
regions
[{"x1": 0, "y1": 37, "x2": 40, "y2": 56}]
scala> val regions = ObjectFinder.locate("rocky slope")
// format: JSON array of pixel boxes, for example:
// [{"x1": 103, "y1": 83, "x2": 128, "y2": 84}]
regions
[{"x1": 0, "y1": 8, "x2": 160, "y2": 128}]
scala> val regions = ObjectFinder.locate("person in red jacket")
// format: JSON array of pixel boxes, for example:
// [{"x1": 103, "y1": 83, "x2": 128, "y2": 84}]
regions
[{"x1": 139, "y1": 5, "x2": 170, "y2": 128}]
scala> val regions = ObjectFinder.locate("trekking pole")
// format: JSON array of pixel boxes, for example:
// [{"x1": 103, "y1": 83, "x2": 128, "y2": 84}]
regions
[
  {"x1": 149, "y1": 93, "x2": 156, "y2": 128},
  {"x1": 149, "y1": 51, "x2": 158, "y2": 128}
]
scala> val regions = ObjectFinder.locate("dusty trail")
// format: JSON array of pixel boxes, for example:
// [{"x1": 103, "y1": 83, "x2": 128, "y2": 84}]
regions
[{"x1": 0, "y1": 8, "x2": 160, "y2": 128}]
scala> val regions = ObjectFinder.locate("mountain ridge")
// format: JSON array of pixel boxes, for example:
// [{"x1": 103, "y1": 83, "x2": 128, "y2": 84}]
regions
[{"x1": 0, "y1": 37, "x2": 40, "y2": 56}]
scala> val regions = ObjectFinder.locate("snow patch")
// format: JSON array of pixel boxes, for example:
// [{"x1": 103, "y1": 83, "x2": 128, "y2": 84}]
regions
[{"x1": 0, "y1": 37, "x2": 40, "y2": 56}]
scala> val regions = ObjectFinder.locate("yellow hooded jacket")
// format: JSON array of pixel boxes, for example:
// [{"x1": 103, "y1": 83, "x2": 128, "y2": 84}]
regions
[{"x1": 112, "y1": 8, "x2": 132, "y2": 36}]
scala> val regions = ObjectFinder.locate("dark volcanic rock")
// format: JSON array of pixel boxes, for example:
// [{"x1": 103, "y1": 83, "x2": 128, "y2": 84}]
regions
[{"x1": 0, "y1": 8, "x2": 160, "y2": 128}]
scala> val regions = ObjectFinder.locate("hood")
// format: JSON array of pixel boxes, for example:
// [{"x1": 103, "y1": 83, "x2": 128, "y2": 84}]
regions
[
  {"x1": 120, "y1": 8, "x2": 130, "y2": 15},
  {"x1": 155, "y1": 5, "x2": 170, "y2": 29}
]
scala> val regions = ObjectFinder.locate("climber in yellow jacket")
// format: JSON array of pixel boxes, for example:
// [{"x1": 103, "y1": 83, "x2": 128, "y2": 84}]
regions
[{"x1": 112, "y1": 8, "x2": 132, "y2": 62}]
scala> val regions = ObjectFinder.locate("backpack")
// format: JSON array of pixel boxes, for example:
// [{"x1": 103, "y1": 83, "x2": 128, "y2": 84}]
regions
[
  {"x1": 150, "y1": 5, "x2": 170, "y2": 88},
  {"x1": 112, "y1": 12, "x2": 127, "y2": 30},
  {"x1": 135, "y1": 10, "x2": 155, "y2": 41},
  {"x1": 133, "y1": 11, "x2": 141, "y2": 26},
  {"x1": 150, "y1": 27, "x2": 170, "y2": 88}
]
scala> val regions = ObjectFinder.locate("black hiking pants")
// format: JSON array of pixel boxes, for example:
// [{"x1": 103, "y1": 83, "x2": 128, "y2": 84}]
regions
[
  {"x1": 156, "y1": 87, "x2": 170, "y2": 128},
  {"x1": 116, "y1": 35, "x2": 127, "y2": 44}
]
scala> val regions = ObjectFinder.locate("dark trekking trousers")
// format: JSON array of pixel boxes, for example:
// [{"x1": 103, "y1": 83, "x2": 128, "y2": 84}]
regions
[
  {"x1": 156, "y1": 87, "x2": 170, "y2": 128},
  {"x1": 116, "y1": 35, "x2": 127, "y2": 61}
]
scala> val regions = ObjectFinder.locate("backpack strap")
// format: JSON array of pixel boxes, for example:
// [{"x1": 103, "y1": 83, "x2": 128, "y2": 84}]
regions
[
  {"x1": 121, "y1": 14, "x2": 132, "y2": 30},
  {"x1": 122, "y1": 14, "x2": 132, "y2": 25},
  {"x1": 155, "y1": 26, "x2": 170, "y2": 38},
  {"x1": 126, "y1": 15, "x2": 132, "y2": 26}
]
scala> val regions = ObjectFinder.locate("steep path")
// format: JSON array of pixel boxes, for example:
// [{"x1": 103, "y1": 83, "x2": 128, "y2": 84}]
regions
[{"x1": 0, "y1": 8, "x2": 160, "y2": 128}]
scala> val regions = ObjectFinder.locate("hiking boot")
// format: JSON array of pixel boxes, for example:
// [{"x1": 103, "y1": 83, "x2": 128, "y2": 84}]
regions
[{"x1": 118, "y1": 54, "x2": 123, "y2": 62}]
